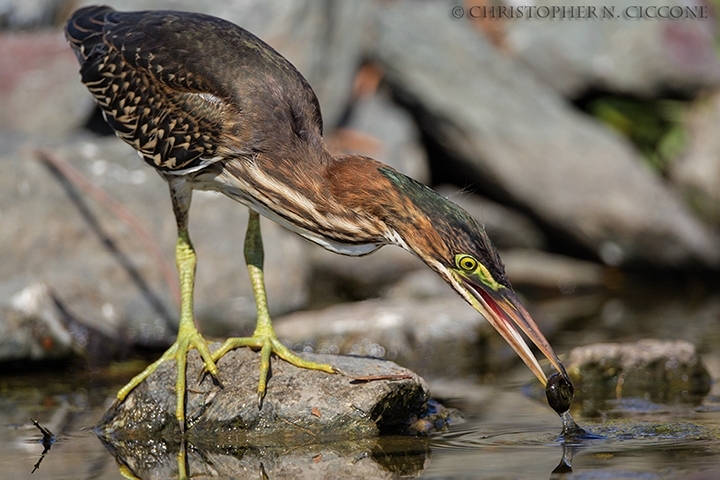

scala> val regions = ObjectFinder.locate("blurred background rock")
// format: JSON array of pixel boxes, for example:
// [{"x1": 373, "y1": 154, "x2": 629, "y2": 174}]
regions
[{"x1": 1, "y1": 0, "x2": 719, "y2": 379}]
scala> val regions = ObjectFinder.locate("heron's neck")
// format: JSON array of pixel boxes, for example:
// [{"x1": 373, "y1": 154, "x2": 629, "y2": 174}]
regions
[{"x1": 325, "y1": 154, "x2": 446, "y2": 260}]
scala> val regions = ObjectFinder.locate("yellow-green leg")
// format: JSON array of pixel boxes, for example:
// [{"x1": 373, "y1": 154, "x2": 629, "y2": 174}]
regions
[
  {"x1": 211, "y1": 210, "x2": 335, "y2": 407},
  {"x1": 115, "y1": 183, "x2": 219, "y2": 431}
]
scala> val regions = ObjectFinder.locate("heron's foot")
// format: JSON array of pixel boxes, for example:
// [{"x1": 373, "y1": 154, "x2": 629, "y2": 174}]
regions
[
  {"x1": 210, "y1": 333, "x2": 336, "y2": 408},
  {"x1": 115, "y1": 324, "x2": 219, "y2": 431}
]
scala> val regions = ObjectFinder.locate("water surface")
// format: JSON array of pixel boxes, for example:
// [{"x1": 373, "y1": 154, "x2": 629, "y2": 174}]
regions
[{"x1": 2, "y1": 365, "x2": 719, "y2": 479}]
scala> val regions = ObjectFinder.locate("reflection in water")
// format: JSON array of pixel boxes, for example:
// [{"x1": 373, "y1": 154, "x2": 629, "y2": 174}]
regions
[
  {"x1": 551, "y1": 426, "x2": 606, "y2": 477},
  {"x1": 98, "y1": 423, "x2": 608, "y2": 479},
  {"x1": 550, "y1": 442, "x2": 574, "y2": 476},
  {"x1": 30, "y1": 419, "x2": 55, "y2": 474},
  {"x1": 550, "y1": 410, "x2": 605, "y2": 477},
  {"x1": 97, "y1": 432, "x2": 431, "y2": 479}
]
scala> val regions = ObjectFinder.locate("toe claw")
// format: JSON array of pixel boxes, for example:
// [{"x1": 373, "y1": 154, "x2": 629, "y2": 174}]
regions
[
  {"x1": 197, "y1": 368, "x2": 206, "y2": 384},
  {"x1": 197, "y1": 359, "x2": 224, "y2": 388}
]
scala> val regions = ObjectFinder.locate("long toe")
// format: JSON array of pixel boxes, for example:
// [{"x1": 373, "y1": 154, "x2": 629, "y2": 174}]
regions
[
  {"x1": 115, "y1": 326, "x2": 219, "y2": 429},
  {"x1": 210, "y1": 334, "x2": 335, "y2": 407}
]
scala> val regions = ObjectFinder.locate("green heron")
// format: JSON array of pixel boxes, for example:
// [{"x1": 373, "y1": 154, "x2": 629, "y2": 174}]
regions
[{"x1": 66, "y1": 6, "x2": 570, "y2": 427}]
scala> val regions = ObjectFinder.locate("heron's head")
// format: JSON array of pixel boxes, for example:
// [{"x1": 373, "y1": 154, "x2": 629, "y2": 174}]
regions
[{"x1": 379, "y1": 167, "x2": 568, "y2": 386}]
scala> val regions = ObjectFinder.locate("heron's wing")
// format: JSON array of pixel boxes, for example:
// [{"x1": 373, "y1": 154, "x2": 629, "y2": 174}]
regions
[{"x1": 66, "y1": 7, "x2": 323, "y2": 173}]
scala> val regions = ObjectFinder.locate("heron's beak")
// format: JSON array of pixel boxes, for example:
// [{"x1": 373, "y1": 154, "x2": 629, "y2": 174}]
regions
[{"x1": 459, "y1": 278, "x2": 568, "y2": 386}]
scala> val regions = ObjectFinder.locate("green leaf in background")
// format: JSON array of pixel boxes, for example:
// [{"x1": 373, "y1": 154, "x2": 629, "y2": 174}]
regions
[{"x1": 586, "y1": 96, "x2": 687, "y2": 174}]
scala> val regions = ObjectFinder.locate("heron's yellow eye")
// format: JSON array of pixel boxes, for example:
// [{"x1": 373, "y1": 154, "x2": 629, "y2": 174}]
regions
[
  {"x1": 456, "y1": 254, "x2": 478, "y2": 272},
  {"x1": 454, "y1": 253, "x2": 502, "y2": 291}
]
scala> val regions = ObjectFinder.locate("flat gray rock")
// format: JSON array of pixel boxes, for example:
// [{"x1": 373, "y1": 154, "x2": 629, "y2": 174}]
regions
[
  {"x1": 96, "y1": 346, "x2": 433, "y2": 443},
  {"x1": 274, "y1": 296, "x2": 558, "y2": 377},
  {"x1": 501, "y1": 249, "x2": 606, "y2": 292}
]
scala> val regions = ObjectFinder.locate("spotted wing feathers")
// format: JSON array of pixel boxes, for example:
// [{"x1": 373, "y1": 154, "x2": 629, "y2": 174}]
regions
[{"x1": 65, "y1": 6, "x2": 226, "y2": 173}]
